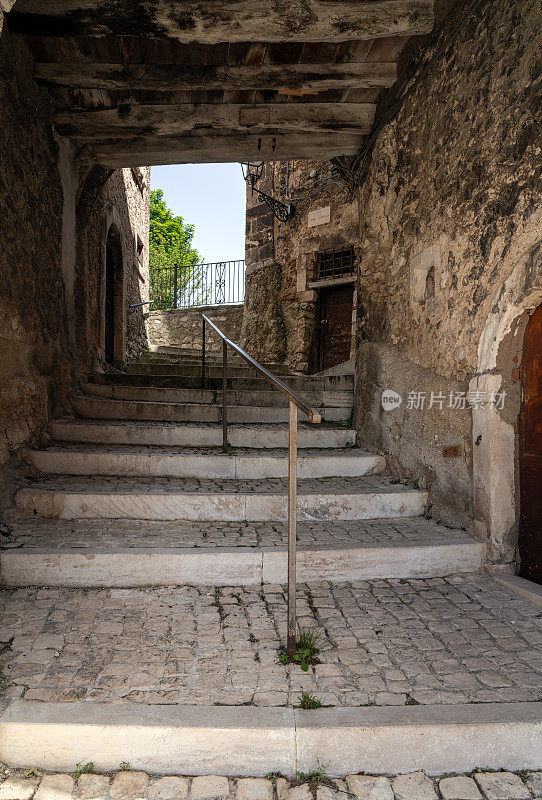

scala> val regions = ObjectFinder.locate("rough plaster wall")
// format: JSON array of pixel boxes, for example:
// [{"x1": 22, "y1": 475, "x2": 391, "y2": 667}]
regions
[
  {"x1": 0, "y1": 30, "x2": 70, "y2": 484},
  {"x1": 354, "y1": 0, "x2": 541, "y2": 543},
  {"x1": 148, "y1": 305, "x2": 244, "y2": 354},
  {"x1": 75, "y1": 166, "x2": 151, "y2": 379}
]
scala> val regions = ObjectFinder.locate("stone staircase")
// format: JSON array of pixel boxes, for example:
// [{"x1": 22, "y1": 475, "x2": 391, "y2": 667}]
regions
[{"x1": 2, "y1": 353, "x2": 540, "y2": 777}]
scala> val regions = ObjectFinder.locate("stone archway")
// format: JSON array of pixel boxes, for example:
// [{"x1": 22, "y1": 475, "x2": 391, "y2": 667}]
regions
[{"x1": 471, "y1": 242, "x2": 542, "y2": 567}]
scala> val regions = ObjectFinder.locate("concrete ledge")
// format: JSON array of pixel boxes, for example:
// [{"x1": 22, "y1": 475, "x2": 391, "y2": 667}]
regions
[
  {"x1": 1, "y1": 701, "x2": 540, "y2": 777},
  {"x1": 0, "y1": 702, "x2": 295, "y2": 776},
  {"x1": 493, "y1": 574, "x2": 542, "y2": 610},
  {"x1": 15, "y1": 488, "x2": 427, "y2": 521},
  {"x1": 0, "y1": 538, "x2": 484, "y2": 587},
  {"x1": 295, "y1": 703, "x2": 542, "y2": 775}
]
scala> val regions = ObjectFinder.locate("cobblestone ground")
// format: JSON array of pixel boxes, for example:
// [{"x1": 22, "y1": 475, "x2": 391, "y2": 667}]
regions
[
  {"x1": 0, "y1": 769, "x2": 541, "y2": 800},
  {"x1": 12, "y1": 475, "x2": 414, "y2": 495},
  {"x1": 1, "y1": 575, "x2": 540, "y2": 707},
  {"x1": 1, "y1": 516, "x2": 467, "y2": 550}
]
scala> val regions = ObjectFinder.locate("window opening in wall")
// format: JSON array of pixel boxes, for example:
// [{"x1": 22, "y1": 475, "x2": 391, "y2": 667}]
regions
[
  {"x1": 136, "y1": 236, "x2": 145, "y2": 281},
  {"x1": 316, "y1": 246, "x2": 356, "y2": 281}
]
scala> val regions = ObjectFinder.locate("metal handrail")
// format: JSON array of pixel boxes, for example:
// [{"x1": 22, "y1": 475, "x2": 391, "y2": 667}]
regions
[{"x1": 201, "y1": 312, "x2": 321, "y2": 657}]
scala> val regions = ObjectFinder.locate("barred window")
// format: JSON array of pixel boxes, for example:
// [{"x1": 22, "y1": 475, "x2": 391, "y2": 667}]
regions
[{"x1": 316, "y1": 246, "x2": 356, "y2": 281}]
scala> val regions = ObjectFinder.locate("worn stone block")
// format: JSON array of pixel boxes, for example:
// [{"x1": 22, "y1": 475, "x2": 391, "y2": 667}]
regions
[
  {"x1": 78, "y1": 774, "x2": 111, "y2": 797},
  {"x1": 346, "y1": 775, "x2": 394, "y2": 800},
  {"x1": 439, "y1": 777, "x2": 482, "y2": 800},
  {"x1": 34, "y1": 775, "x2": 75, "y2": 800},
  {"x1": 148, "y1": 777, "x2": 189, "y2": 799},
  {"x1": 392, "y1": 772, "x2": 438, "y2": 800},
  {"x1": 190, "y1": 777, "x2": 230, "y2": 799},
  {"x1": 236, "y1": 778, "x2": 273, "y2": 800},
  {"x1": 110, "y1": 772, "x2": 149, "y2": 799},
  {"x1": 0, "y1": 779, "x2": 40, "y2": 800},
  {"x1": 474, "y1": 773, "x2": 531, "y2": 800}
]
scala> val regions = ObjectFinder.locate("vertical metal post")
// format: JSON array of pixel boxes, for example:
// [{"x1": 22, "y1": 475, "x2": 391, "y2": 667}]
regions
[
  {"x1": 201, "y1": 316, "x2": 206, "y2": 390},
  {"x1": 173, "y1": 263, "x2": 179, "y2": 309},
  {"x1": 222, "y1": 339, "x2": 228, "y2": 453},
  {"x1": 287, "y1": 400, "x2": 298, "y2": 658}
]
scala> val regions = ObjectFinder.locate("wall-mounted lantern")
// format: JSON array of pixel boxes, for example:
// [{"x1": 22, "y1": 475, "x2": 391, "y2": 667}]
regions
[{"x1": 241, "y1": 161, "x2": 295, "y2": 223}]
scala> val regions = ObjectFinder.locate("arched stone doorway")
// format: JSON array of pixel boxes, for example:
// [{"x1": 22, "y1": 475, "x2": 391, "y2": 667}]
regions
[
  {"x1": 103, "y1": 223, "x2": 124, "y2": 367},
  {"x1": 519, "y1": 302, "x2": 542, "y2": 583}
]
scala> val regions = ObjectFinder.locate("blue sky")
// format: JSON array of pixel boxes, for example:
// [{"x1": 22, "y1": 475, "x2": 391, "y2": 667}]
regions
[{"x1": 151, "y1": 163, "x2": 247, "y2": 264}]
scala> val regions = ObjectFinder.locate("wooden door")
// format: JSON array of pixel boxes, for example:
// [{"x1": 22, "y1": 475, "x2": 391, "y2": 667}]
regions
[
  {"x1": 104, "y1": 240, "x2": 115, "y2": 366},
  {"x1": 316, "y1": 284, "x2": 354, "y2": 372},
  {"x1": 519, "y1": 303, "x2": 542, "y2": 584}
]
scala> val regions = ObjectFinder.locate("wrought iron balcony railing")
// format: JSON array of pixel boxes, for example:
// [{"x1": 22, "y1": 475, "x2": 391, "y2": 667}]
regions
[{"x1": 149, "y1": 259, "x2": 245, "y2": 310}]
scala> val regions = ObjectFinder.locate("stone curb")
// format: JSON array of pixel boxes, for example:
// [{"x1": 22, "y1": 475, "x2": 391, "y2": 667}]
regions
[{"x1": 1, "y1": 702, "x2": 541, "y2": 777}]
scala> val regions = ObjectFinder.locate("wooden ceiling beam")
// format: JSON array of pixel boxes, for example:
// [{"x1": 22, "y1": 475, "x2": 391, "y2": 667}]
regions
[
  {"x1": 78, "y1": 131, "x2": 363, "y2": 167},
  {"x1": 34, "y1": 61, "x2": 397, "y2": 92},
  {"x1": 54, "y1": 102, "x2": 376, "y2": 139},
  {"x1": 9, "y1": 1, "x2": 434, "y2": 43}
]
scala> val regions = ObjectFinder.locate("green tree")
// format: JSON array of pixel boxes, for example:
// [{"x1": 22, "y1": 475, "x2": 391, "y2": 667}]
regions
[{"x1": 149, "y1": 189, "x2": 204, "y2": 308}]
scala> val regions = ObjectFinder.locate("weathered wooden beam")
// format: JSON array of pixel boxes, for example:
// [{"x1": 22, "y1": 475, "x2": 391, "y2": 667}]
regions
[
  {"x1": 34, "y1": 61, "x2": 397, "y2": 92},
  {"x1": 78, "y1": 131, "x2": 363, "y2": 167},
  {"x1": 54, "y1": 103, "x2": 376, "y2": 139},
  {"x1": 9, "y1": 1, "x2": 434, "y2": 43}
]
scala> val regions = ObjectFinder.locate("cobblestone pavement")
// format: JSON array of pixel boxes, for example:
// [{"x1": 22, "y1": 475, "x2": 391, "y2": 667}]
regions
[
  {"x1": 0, "y1": 769, "x2": 540, "y2": 800},
  {"x1": 12, "y1": 475, "x2": 415, "y2": 495},
  {"x1": 1, "y1": 516, "x2": 467, "y2": 550},
  {"x1": 30, "y1": 446, "x2": 361, "y2": 458},
  {"x1": 1, "y1": 575, "x2": 540, "y2": 707}
]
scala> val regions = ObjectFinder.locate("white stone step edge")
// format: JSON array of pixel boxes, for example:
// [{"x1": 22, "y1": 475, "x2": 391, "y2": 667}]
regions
[
  {"x1": 50, "y1": 421, "x2": 357, "y2": 449},
  {"x1": 0, "y1": 538, "x2": 485, "y2": 587},
  {"x1": 81, "y1": 383, "x2": 354, "y2": 408},
  {"x1": 28, "y1": 450, "x2": 385, "y2": 480},
  {"x1": 15, "y1": 487, "x2": 428, "y2": 521},
  {"x1": 1, "y1": 701, "x2": 540, "y2": 777},
  {"x1": 72, "y1": 396, "x2": 351, "y2": 423}
]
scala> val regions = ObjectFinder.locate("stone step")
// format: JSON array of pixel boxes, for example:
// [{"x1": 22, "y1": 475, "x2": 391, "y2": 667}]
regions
[
  {"x1": 29, "y1": 446, "x2": 383, "y2": 479},
  {"x1": 51, "y1": 420, "x2": 357, "y2": 449},
  {"x1": 94, "y1": 372, "x2": 355, "y2": 392},
  {"x1": 72, "y1": 395, "x2": 351, "y2": 423},
  {"x1": 15, "y1": 475, "x2": 427, "y2": 520},
  {"x1": 2, "y1": 701, "x2": 539, "y2": 776},
  {"x1": 82, "y1": 382, "x2": 354, "y2": 408},
  {"x1": 126, "y1": 362, "x2": 290, "y2": 377},
  {"x1": 0, "y1": 516, "x2": 485, "y2": 587}
]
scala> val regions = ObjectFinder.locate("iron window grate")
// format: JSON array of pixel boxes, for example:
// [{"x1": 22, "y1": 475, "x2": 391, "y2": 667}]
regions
[{"x1": 316, "y1": 246, "x2": 356, "y2": 281}]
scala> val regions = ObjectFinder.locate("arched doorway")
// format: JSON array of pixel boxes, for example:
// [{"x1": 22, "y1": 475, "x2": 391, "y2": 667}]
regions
[
  {"x1": 519, "y1": 303, "x2": 542, "y2": 584},
  {"x1": 104, "y1": 225, "x2": 123, "y2": 366}
]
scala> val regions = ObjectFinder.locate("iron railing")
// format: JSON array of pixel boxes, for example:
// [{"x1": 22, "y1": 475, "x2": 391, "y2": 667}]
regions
[
  {"x1": 201, "y1": 313, "x2": 321, "y2": 658},
  {"x1": 150, "y1": 259, "x2": 245, "y2": 310}
]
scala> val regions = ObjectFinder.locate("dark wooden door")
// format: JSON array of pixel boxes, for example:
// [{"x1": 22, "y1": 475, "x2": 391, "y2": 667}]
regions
[
  {"x1": 316, "y1": 284, "x2": 354, "y2": 372},
  {"x1": 104, "y1": 241, "x2": 115, "y2": 366},
  {"x1": 519, "y1": 303, "x2": 542, "y2": 584}
]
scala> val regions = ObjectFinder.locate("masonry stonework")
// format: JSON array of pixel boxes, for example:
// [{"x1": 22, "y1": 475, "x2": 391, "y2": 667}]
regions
[
  {"x1": 148, "y1": 304, "x2": 244, "y2": 354},
  {"x1": 353, "y1": 0, "x2": 540, "y2": 558},
  {"x1": 240, "y1": 0, "x2": 540, "y2": 567},
  {"x1": 0, "y1": 29, "x2": 70, "y2": 486},
  {"x1": 0, "y1": 27, "x2": 150, "y2": 496}
]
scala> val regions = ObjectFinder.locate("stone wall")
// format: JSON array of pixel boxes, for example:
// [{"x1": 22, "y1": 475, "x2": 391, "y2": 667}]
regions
[
  {"x1": 0, "y1": 27, "x2": 150, "y2": 495},
  {"x1": 76, "y1": 166, "x2": 151, "y2": 376},
  {"x1": 353, "y1": 0, "x2": 541, "y2": 553},
  {"x1": 148, "y1": 304, "x2": 244, "y2": 354},
  {"x1": 0, "y1": 29, "x2": 70, "y2": 483},
  {"x1": 241, "y1": 162, "x2": 359, "y2": 371},
  {"x1": 240, "y1": 0, "x2": 541, "y2": 564}
]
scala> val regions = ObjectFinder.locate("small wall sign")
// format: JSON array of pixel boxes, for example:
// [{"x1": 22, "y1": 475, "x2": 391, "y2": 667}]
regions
[{"x1": 308, "y1": 206, "x2": 331, "y2": 228}]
